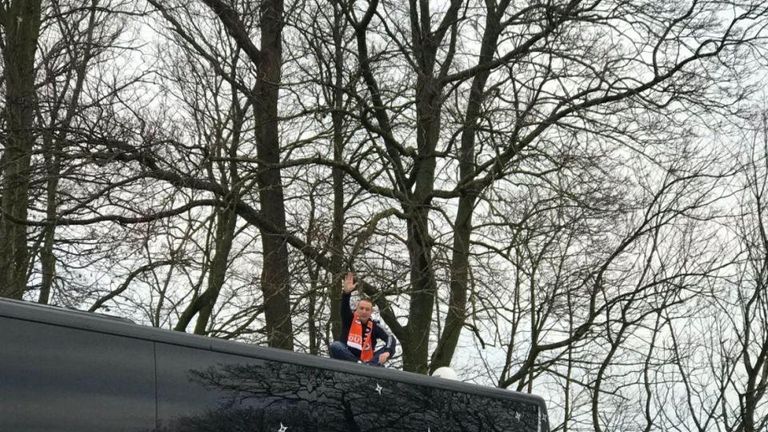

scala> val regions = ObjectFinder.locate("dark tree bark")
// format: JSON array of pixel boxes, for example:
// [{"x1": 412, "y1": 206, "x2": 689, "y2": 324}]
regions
[
  {"x1": 252, "y1": 0, "x2": 294, "y2": 351},
  {"x1": 0, "y1": 0, "x2": 42, "y2": 299}
]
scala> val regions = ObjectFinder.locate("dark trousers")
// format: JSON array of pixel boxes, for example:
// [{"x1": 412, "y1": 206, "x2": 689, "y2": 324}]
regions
[{"x1": 329, "y1": 341, "x2": 388, "y2": 365}]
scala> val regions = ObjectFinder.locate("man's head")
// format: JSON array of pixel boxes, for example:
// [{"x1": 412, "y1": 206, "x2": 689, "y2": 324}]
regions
[{"x1": 355, "y1": 298, "x2": 374, "y2": 322}]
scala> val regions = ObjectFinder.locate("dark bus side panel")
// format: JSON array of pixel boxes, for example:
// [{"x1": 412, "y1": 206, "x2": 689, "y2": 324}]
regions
[
  {"x1": 0, "y1": 316, "x2": 155, "y2": 432},
  {"x1": 0, "y1": 303, "x2": 544, "y2": 432}
]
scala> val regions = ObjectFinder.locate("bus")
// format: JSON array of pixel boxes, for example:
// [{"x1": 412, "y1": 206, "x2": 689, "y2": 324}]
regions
[{"x1": 0, "y1": 297, "x2": 550, "y2": 431}]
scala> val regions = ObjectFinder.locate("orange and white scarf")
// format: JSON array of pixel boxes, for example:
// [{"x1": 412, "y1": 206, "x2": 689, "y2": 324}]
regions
[{"x1": 346, "y1": 313, "x2": 374, "y2": 362}]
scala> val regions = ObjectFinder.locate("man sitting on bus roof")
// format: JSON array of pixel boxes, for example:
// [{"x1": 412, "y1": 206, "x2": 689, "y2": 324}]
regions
[{"x1": 329, "y1": 272, "x2": 396, "y2": 366}]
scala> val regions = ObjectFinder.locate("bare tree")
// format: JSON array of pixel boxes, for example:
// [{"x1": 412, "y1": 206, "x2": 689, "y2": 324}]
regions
[
  {"x1": 320, "y1": 0, "x2": 768, "y2": 375},
  {"x1": 147, "y1": 0, "x2": 294, "y2": 349},
  {"x1": 702, "y1": 111, "x2": 768, "y2": 432},
  {"x1": 31, "y1": 0, "x2": 134, "y2": 305}
]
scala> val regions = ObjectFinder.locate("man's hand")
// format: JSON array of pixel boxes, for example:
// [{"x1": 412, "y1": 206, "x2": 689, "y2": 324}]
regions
[
  {"x1": 342, "y1": 272, "x2": 357, "y2": 294},
  {"x1": 378, "y1": 352, "x2": 390, "y2": 364}
]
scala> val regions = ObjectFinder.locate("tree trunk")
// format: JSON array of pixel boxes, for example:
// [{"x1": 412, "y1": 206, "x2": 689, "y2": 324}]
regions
[
  {"x1": 0, "y1": 0, "x2": 43, "y2": 299},
  {"x1": 429, "y1": 5, "x2": 504, "y2": 370},
  {"x1": 173, "y1": 205, "x2": 237, "y2": 333},
  {"x1": 193, "y1": 204, "x2": 237, "y2": 334},
  {"x1": 255, "y1": 0, "x2": 293, "y2": 350},
  {"x1": 400, "y1": 66, "x2": 441, "y2": 374},
  {"x1": 402, "y1": 210, "x2": 437, "y2": 374}
]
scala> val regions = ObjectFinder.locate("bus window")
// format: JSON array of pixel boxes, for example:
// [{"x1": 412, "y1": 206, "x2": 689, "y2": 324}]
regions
[
  {"x1": 0, "y1": 316, "x2": 155, "y2": 432},
  {"x1": 155, "y1": 350, "x2": 547, "y2": 432},
  {"x1": 314, "y1": 367, "x2": 438, "y2": 432},
  {"x1": 155, "y1": 343, "x2": 317, "y2": 431},
  {"x1": 313, "y1": 366, "x2": 542, "y2": 432}
]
